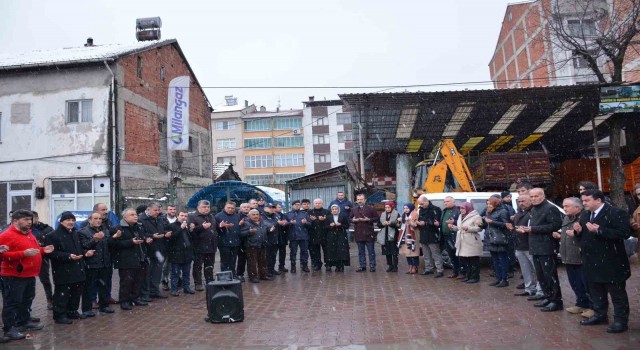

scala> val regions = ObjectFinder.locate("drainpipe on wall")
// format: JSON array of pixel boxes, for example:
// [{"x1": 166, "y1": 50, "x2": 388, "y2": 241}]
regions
[{"x1": 104, "y1": 61, "x2": 120, "y2": 214}]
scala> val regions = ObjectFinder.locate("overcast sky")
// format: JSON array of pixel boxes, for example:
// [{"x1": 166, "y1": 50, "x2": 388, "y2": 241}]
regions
[{"x1": 0, "y1": 0, "x2": 516, "y2": 110}]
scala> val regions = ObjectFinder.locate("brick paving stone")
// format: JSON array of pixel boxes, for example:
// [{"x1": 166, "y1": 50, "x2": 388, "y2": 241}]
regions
[{"x1": 1, "y1": 246, "x2": 640, "y2": 349}]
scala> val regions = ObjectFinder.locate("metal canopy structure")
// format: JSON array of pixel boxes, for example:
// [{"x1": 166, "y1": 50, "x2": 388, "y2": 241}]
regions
[{"x1": 340, "y1": 85, "x2": 638, "y2": 161}]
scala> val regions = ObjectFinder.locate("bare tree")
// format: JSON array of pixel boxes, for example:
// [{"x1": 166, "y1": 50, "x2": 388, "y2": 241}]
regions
[{"x1": 544, "y1": 0, "x2": 640, "y2": 209}]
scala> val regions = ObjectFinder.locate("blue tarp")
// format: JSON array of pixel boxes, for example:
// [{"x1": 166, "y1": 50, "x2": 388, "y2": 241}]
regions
[{"x1": 187, "y1": 181, "x2": 276, "y2": 211}]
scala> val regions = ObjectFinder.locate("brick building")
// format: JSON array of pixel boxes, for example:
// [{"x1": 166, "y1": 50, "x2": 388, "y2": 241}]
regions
[
  {"x1": 0, "y1": 38, "x2": 212, "y2": 224},
  {"x1": 490, "y1": 0, "x2": 640, "y2": 88}
]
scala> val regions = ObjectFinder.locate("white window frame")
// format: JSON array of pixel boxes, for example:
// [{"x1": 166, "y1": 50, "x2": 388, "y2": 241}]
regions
[
  {"x1": 245, "y1": 174, "x2": 274, "y2": 185},
  {"x1": 313, "y1": 134, "x2": 330, "y2": 145},
  {"x1": 216, "y1": 138, "x2": 236, "y2": 149},
  {"x1": 314, "y1": 153, "x2": 331, "y2": 163},
  {"x1": 274, "y1": 173, "x2": 305, "y2": 183},
  {"x1": 215, "y1": 120, "x2": 236, "y2": 130},
  {"x1": 244, "y1": 138, "x2": 272, "y2": 149},
  {"x1": 274, "y1": 117, "x2": 302, "y2": 130},
  {"x1": 216, "y1": 156, "x2": 236, "y2": 164},
  {"x1": 274, "y1": 136, "x2": 303, "y2": 148},
  {"x1": 313, "y1": 116, "x2": 328, "y2": 126},
  {"x1": 338, "y1": 131, "x2": 353, "y2": 142},
  {"x1": 49, "y1": 177, "x2": 111, "y2": 224},
  {"x1": 336, "y1": 113, "x2": 352, "y2": 125},
  {"x1": 66, "y1": 99, "x2": 92, "y2": 123},
  {"x1": 244, "y1": 119, "x2": 270, "y2": 131},
  {"x1": 274, "y1": 153, "x2": 304, "y2": 167},
  {"x1": 244, "y1": 155, "x2": 273, "y2": 168}
]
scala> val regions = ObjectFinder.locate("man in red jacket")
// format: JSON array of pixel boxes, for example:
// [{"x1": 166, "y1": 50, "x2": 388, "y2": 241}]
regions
[{"x1": 0, "y1": 210, "x2": 54, "y2": 341}]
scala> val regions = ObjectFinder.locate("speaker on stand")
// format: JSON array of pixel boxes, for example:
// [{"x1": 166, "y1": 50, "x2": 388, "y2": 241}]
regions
[{"x1": 205, "y1": 271, "x2": 244, "y2": 323}]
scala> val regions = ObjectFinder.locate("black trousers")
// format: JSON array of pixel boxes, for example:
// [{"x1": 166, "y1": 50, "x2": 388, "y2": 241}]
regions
[
  {"x1": 53, "y1": 282, "x2": 83, "y2": 320},
  {"x1": 193, "y1": 252, "x2": 215, "y2": 286},
  {"x1": 588, "y1": 280, "x2": 629, "y2": 325},
  {"x1": 82, "y1": 268, "x2": 111, "y2": 312},
  {"x1": 1, "y1": 276, "x2": 35, "y2": 331},
  {"x1": 385, "y1": 254, "x2": 398, "y2": 267},
  {"x1": 309, "y1": 241, "x2": 327, "y2": 268},
  {"x1": 460, "y1": 256, "x2": 480, "y2": 280},
  {"x1": 442, "y1": 235, "x2": 460, "y2": 274},
  {"x1": 277, "y1": 243, "x2": 287, "y2": 269},
  {"x1": 236, "y1": 249, "x2": 247, "y2": 276},
  {"x1": 118, "y1": 266, "x2": 146, "y2": 303},
  {"x1": 267, "y1": 245, "x2": 279, "y2": 273},
  {"x1": 219, "y1": 246, "x2": 239, "y2": 275},
  {"x1": 533, "y1": 254, "x2": 562, "y2": 303},
  {"x1": 39, "y1": 258, "x2": 53, "y2": 301}
]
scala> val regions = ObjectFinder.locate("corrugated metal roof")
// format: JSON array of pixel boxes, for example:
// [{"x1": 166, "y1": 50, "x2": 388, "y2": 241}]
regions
[{"x1": 0, "y1": 39, "x2": 176, "y2": 70}]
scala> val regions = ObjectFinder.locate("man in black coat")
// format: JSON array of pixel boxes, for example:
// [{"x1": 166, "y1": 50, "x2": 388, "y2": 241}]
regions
[
  {"x1": 261, "y1": 204, "x2": 281, "y2": 276},
  {"x1": 524, "y1": 188, "x2": 564, "y2": 312},
  {"x1": 308, "y1": 199, "x2": 331, "y2": 272},
  {"x1": 45, "y1": 212, "x2": 93, "y2": 324},
  {"x1": 575, "y1": 189, "x2": 631, "y2": 333},
  {"x1": 79, "y1": 212, "x2": 115, "y2": 316},
  {"x1": 167, "y1": 210, "x2": 195, "y2": 296},
  {"x1": 215, "y1": 201, "x2": 243, "y2": 281},
  {"x1": 109, "y1": 208, "x2": 150, "y2": 310},
  {"x1": 274, "y1": 203, "x2": 289, "y2": 273},
  {"x1": 138, "y1": 202, "x2": 170, "y2": 300},
  {"x1": 188, "y1": 200, "x2": 218, "y2": 289},
  {"x1": 416, "y1": 195, "x2": 444, "y2": 277}
]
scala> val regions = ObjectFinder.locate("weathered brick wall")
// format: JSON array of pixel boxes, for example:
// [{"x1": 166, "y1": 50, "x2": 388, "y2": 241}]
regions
[{"x1": 124, "y1": 102, "x2": 159, "y2": 166}]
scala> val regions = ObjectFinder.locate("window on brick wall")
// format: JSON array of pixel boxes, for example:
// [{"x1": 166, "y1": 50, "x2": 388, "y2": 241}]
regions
[
  {"x1": 66, "y1": 99, "x2": 92, "y2": 123},
  {"x1": 160, "y1": 65, "x2": 165, "y2": 81},
  {"x1": 572, "y1": 49, "x2": 598, "y2": 69},
  {"x1": 567, "y1": 19, "x2": 597, "y2": 37},
  {"x1": 137, "y1": 56, "x2": 143, "y2": 78}
]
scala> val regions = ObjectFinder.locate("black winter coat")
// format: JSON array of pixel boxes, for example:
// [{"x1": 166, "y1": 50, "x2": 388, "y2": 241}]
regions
[
  {"x1": 578, "y1": 204, "x2": 631, "y2": 283},
  {"x1": 214, "y1": 211, "x2": 242, "y2": 247},
  {"x1": 484, "y1": 207, "x2": 510, "y2": 253},
  {"x1": 138, "y1": 212, "x2": 169, "y2": 258},
  {"x1": 308, "y1": 208, "x2": 331, "y2": 244},
  {"x1": 528, "y1": 201, "x2": 563, "y2": 255},
  {"x1": 326, "y1": 213, "x2": 350, "y2": 266},
  {"x1": 109, "y1": 220, "x2": 148, "y2": 269},
  {"x1": 417, "y1": 204, "x2": 442, "y2": 244},
  {"x1": 261, "y1": 213, "x2": 280, "y2": 246},
  {"x1": 166, "y1": 221, "x2": 194, "y2": 264},
  {"x1": 513, "y1": 209, "x2": 531, "y2": 251},
  {"x1": 44, "y1": 226, "x2": 86, "y2": 285},
  {"x1": 240, "y1": 220, "x2": 270, "y2": 248},
  {"x1": 188, "y1": 212, "x2": 218, "y2": 254},
  {"x1": 79, "y1": 225, "x2": 112, "y2": 269}
]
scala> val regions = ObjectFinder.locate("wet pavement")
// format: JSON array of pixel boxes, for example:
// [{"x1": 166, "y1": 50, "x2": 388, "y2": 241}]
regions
[{"x1": 3, "y1": 246, "x2": 640, "y2": 350}]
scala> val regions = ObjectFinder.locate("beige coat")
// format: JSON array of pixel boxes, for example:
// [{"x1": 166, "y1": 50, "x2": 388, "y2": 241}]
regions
[
  {"x1": 455, "y1": 210, "x2": 484, "y2": 257},
  {"x1": 399, "y1": 211, "x2": 420, "y2": 258}
]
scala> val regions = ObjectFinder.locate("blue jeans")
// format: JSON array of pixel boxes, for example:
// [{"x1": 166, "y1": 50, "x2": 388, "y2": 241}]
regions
[
  {"x1": 357, "y1": 241, "x2": 376, "y2": 268},
  {"x1": 289, "y1": 240, "x2": 309, "y2": 266},
  {"x1": 171, "y1": 262, "x2": 192, "y2": 292},
  {"x1": 565, "y1": 264, "x2": 591, "y2": 308},
  {"x1": 490, "y1": 251, "x2": 509, "y2": 281}
]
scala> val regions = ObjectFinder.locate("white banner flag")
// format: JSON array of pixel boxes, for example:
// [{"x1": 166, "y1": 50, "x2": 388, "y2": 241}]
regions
[{"x1": 167, "y1": 76, "x2": 190, "y2": 151}]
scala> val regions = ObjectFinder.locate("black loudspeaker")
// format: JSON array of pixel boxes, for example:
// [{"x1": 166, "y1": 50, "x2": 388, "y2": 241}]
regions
[{"x1": 205, "y1": 272, "x2": 244, "y2": 323}]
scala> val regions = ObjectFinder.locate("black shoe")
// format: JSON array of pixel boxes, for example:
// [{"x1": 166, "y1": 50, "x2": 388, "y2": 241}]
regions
[
  {"x1": 183, "y1": 289, "x2": 196, "y2": 294},
  {"x1": 4, "y1": 327, "x2": 26, "y2": 340},
  {"x1": 82, "y1": 310, "x2": 96, "y2": 318},
  {"x1": 390, "y1": 266, "x2": 398, "y2": 272},
  {"x1": 271, "y1": 270, "x2": 281, "y2": 275},
  {"x1": 420, "y1": 270, "x2": 433, "y2": 275},
  {"x1": 100, "y1": 307, "x2": 115, "y2": 313},
  {"x1": 302, "y1": 266, "x2": 310, "y2": 273},
  {"x1": 139, "y1": 297, "x2": 152, "y2": 303},
  {"x1": 326, "y1": 267, "x2": 332, "y2": 272},
  {"x1": 580, "y1": 315, "x2": 609, "y2": 326},
  {"x1": 260, "y1": 276, "x2": 274, "y2": 281},
  {"x1": 291, "y1": 266, "x2": 297, "y2": 273},
  {"x1": 17, "y1": 322, "x2": 44, "y2": 332},
  {"x1": 356, "y1": 267, "x2": 366, "y2": 272},
  {"x1": 132, "y1": 299, "x2": 148, "y2": 306},
  {"x1": 495, "y1": 280, "x2": 509, "y2": 288},
  {"x1": 514, "y1": 291, "x2": 533, "y2": 296},
  {"x1": 370, "y1": 267, "x2": 376, "y2": 272},
  {"x1": 541, "y1": 302, "x2": 563, "y2": 312},
  {"x1": 150, "y1": 294, "x2": 168, "y2": 299},
  {"x1": 120, "y1": 302, "x2": 133, "y2": 311},
  {"x1": 171, "y1": 291, "x2": 180, "y2": 296},
  {"x1": 66, "y1": 312, "x2": 82, "y2": 320},
  {"x1": 279, "y1": 267, "x2": 289, "y2": 273},
  {"x1": 506, "y1": 272, "x2": 514, "y2": 279},
  {"x1": 534, "y1": 299, "x2": 551, "y2": 307},
  {"x1": 434, "y1": 272, "x2": 444, "y2": 278},
  {"x1": 29, "y1": 316, "x2": 40, "y2": 323},
  {"x1": 386, "y1": 266, "x2": 394, "y2": 272},
  {"x1": 161, "y1": 282, "x2": 170, "y2": 291},
  {"x1": 465, "y1": 279, "x2": 479, "y2": 284},
  {"x1": 195, "y1": 285, "x2": 204, "y2": 291},
  {"x1": 527, "y1": 294, "x2": 546, "y2": 301},
  {"x1": 237, "y1": 276, "x2": 246, "y2": 282},
  {"x1": 516, "y1": 283, "x2": 525, "y2": 289},
  {"x1": 250, "y1": 278, "x2": 260, "y2": 283},
  {"x1": 54, "y1": 317, "x2": 73, "y2": 325},
  {"x1": 606, "y1": 322, "x2": 628, "y2": 333},
  {"x1": 488, "y1": 280, "x2": 500, "y2": 286}
]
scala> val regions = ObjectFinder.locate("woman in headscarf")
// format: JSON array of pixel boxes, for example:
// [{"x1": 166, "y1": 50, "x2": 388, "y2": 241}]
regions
[
  {"x1": 398, "y1": 203, "x2": 420, "y2": 274},
  {"x1": 325, "y1": 204, "x2": 351, "y2": 272},
  {"x1": 451, "y1": 202, "x2": 483, "y2": 283},
  {"x1": 377, "y1": 202, "x2": 400, "y2": 272}
]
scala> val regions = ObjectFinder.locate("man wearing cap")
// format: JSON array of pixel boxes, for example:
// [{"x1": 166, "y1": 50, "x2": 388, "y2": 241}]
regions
[
  {"x1": 261, "y1": 203, "x2": 281, "y2": 276},
  {"x1": 45, "y1": 211, "x2": 93, "y2": 324},
  {"x1": 0, "y1": 210, "x2": 54, "y2": 340},
  {"x1": 285, "y1": 200, "x2": 312, "y2": 273},
  {"x1": 274, "y1": 203, "x2": 289, "y2": 273},
  {"x1": 256, "y1": 198, "x2": 266, "y2": 215}
]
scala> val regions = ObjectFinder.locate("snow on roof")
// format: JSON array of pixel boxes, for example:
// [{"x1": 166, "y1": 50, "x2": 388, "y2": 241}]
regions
[
  {"x1": 0, "y1": 39, "x2": 176, "y2": 70},
  {"x1": 212, "y1": 103, "x2": 253, "y2": 113},
  {"x1": 241, "y1": 109, "x2": 303, "y2": 119}
]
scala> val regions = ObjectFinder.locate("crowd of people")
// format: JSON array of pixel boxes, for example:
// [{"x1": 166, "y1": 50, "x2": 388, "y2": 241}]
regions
[{"x1": 0, "y1": 184, "x2": 637, "y2": 342}]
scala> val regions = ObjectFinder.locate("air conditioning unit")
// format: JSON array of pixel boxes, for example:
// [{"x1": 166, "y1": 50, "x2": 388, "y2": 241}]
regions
[{"x1": 292, "y1": 129, "x2": 300, "y2": 135}]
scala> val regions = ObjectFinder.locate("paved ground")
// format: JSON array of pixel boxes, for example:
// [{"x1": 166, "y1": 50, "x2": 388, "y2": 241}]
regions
[{"x1": 3, "y1": 245, "x2": 640, "y2": 350}]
